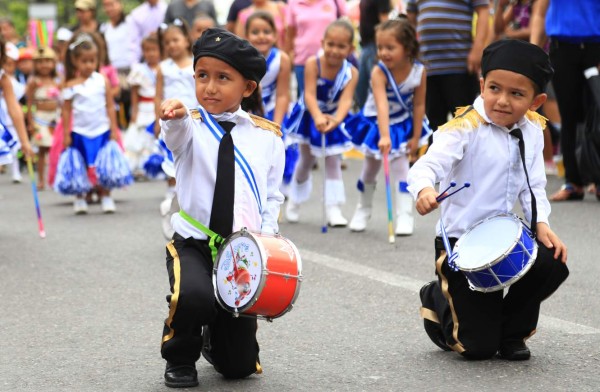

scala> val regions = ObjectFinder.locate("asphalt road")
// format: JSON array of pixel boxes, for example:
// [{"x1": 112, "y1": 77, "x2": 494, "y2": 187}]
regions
[{"x1": 1, "y1": 159, "x2": 599, "y2": 392}]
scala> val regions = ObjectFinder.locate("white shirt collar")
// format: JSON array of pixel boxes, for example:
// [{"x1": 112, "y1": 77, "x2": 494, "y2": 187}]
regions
[
  {"x1": 472, "y1": 95, "x2": 529, "y2": 133},
  {"x1": 210, "y1": 107, "x2": 256, "y2": 127}
]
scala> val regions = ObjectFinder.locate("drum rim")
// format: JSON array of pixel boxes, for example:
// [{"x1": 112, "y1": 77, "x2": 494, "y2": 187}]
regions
[
  {"x1": 213, "y1": 229, "x2": 268, "y2": 314},
  {"x1": 454, "y1": 213, "x2": 523, "y2": 272},
  {"x1": 268, "y1": 235, "x2": 303, "y2": 320},
  {"x1": 466, "y1": 241, "x2": 538, "y2": 293}
]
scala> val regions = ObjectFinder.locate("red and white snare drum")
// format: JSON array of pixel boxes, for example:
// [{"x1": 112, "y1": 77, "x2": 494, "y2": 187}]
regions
[{"x1": 213, "y1": 228, "x2": 303, "y2": 321}]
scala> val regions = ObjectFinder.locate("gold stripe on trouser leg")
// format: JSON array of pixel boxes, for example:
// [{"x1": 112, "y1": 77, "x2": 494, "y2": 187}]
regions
[
  {"x1": 420, "y1": 307, "x2": 440, "y2": 323},
  {"x1": 435, "y1": 251, "x2": 466, "y2": 354},
  {"x1": 162, "y1": 240, "x2": 181, "y2": 344}
]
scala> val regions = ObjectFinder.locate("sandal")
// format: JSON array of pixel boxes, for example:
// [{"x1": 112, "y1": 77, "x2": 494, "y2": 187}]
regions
[{"x1": 549, "y1": 184, "x2": 584, "y2": 201}]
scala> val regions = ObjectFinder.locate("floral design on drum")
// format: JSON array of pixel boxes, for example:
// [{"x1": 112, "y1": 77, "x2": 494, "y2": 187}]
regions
[{"x1": 214, "y1": 229, "x2": 303, "y2": 321}]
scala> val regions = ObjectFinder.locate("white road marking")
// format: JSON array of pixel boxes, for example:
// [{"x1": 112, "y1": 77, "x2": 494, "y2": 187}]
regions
[{"x1": 302, "y1": 249, "x2": 600, "y2": 335}]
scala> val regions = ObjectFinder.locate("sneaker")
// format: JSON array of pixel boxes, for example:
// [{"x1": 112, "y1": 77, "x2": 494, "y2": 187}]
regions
[
  {"x1": 73, "y1": 199, "x2": 88, "y2": 215},
  {"x1": 12, "y1": 173, "x2": 22, "y2": 183},
  {"x1": 101, "y1": 197, "x2": 116, "y2": 213},
  {"x1": 327, "y1": 205, "x2": 348, "y2": 227}
]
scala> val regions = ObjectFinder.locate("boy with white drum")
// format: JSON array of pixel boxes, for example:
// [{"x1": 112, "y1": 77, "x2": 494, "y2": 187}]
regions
[
  {"x1": 158, "y1": 29, "x2": 285, "y2": 388},
  {"x1": 407, "y1": 39, "x2": 569, "y2": 360}
]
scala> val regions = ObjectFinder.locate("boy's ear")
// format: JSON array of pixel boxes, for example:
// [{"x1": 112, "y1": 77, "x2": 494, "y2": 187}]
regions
[
  {"x1": 530, "y1": 93, "x2": 547, "y2": 112},
  {"x1": 243, "y1": 80, "x2": 258, "y2": 98},
  {"x1": 479, "y1": 77, "x2": 485, "y2": 96}
]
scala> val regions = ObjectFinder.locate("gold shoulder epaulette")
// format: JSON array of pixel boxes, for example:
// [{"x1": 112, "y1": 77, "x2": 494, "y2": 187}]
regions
[
  {"x1": 189, "y1": 108, "x2": 203, "y2": 121},
  {"x1": 525, "y1": 110, "x2": 547, "y2": 130},
  {"x1": 437, "y1": 105, "x2": 486, "y2": 133},
  {"x1": 249, "y1": 114, "x2": 282, "y2": 137}
]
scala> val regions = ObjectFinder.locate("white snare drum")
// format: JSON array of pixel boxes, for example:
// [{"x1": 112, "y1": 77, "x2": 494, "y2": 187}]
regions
[{"x1": 453, "y1": 214, "x2": 538, "y2": 293}]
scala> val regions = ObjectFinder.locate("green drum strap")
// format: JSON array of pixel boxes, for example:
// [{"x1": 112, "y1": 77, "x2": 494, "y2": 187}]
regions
[{"x1": 178, "y1": 209, "x2": 223, "y2": 262}]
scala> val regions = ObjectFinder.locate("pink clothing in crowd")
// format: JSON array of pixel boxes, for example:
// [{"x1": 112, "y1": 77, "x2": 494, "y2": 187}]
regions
[
  {"x1": 238, "y1": 3, "x2": 288, "y2": 49},
  {"x1": 286, "y1": 0, "x2": 346, "y2": 66},
  {"x1": 128, "y1": 0, "x2": 168, "y2": 61}
]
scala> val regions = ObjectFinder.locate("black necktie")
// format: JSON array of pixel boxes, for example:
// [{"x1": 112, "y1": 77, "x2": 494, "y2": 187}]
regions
[
  {"x1": 510, "y1": 128, "x2": 537, "y2": 236},
  {"x1": 209, "y1": 121, "x2": 235, "y2": 238}
]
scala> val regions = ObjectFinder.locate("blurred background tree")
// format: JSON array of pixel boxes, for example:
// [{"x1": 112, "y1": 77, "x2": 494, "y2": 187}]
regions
[{"x1": 0, "y1": 0, "x2": 143, "y2": 39}]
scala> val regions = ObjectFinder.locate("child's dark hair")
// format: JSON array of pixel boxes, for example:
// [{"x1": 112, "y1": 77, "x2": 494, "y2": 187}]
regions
[
  {"x1": 0, "y1": 33, "x2": 6, "y2": 68},
  {"x1": 64, "y1": 31, "x2": 102, "y2": 81},
  {"x1": 245, "y1": 11, "x2": 277, "y2": 39},
  {"x1": 324, "y1": 19, "x2": 355, "y2": 44},
  {"x1": 242, "y1": 85, "x2": 264, "y2": 117},
  {"x1": 376, "y1": 17, "x2": 419, "y2": 61},
  {"x1": 141, "y1": 32, "x2": 161, "y2": 58},
  {"x1": 157, "y1": 19, "x2": 193, "y2": 58}
]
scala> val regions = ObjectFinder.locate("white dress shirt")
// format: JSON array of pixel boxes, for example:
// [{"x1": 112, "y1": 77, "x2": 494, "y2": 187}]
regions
[
  {"x1": 161, "y1": 106, "x2": 286, "y2": 240},
  {"x1": 407, "y1": 96, "x2": 551, "y2": 238}
]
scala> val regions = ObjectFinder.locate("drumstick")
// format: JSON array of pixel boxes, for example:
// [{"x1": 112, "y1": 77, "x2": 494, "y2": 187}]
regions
[
  {"x1": 26, "y1": 158, "x2": 46, "y2": 239},
  {"x1": 436, "y1": 182, "x2": 471, "y2": 203},
  {"x1": 436, "y1": 182, "x2": 456, "y2": 201},
  {"x1": 321, "y1": 132, "x2": 327, "y2": 234},
  {"x1": 383, "y1": 153, "x2": 395, "y2": 244},
  {"x1": 438, "y1": 216, "x2": 459, "y2": 271}
]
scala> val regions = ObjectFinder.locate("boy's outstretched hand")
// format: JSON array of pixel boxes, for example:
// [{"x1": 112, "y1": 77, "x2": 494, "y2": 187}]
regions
[
  {"x1": 536, "y1": 222, "x2": 567, "y2": 263},
  {"x1": 415, "y1": 187, "x2": 440, "y2": 216},
  {"x1": 160, "y1": 99, "x2": 187, "y2": 120}
]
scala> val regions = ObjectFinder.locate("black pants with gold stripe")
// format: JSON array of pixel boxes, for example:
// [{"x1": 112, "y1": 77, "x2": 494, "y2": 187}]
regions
[
  {"x1": 161, "y1": 233, "x2": 259, "y2": 379},
  {"x1": 421, "y1": 237, "x2": 569, "y2": 359}
]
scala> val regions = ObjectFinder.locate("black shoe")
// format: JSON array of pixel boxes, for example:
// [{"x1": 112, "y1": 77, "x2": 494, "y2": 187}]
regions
[
  {"x1": 201, "y1": 325, "x2": 214, "y2": 366},
  {"x1": 420, "y1": 281, "x2": 451, "y2": 351},
  {"x1": 498, "y1": 340, "x2": 531, "y2": 361},
  {"x1": 164, "y1": 362, "x2": 198, "y2": 388}
]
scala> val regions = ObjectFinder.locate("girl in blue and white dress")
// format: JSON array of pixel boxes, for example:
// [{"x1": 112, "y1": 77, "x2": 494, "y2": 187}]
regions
[
  {"x1": 245, "y1": 11, "x2": 296, "y2": 193},
  {"x1": 283, "y1": 20, "x2": 358, "y2": 227},
  {"x1": 346, "y1": 18, "x2": 431, "y2": 236},
  {"x1": 0, "y1": 39, "x2": 33, "y2": 170},
  {"x1": 61, "y1": 32, "x2": 121, "y2": 214},
  {"x1": 154, "y1": 20, "x2": 196, "y2": 239}
]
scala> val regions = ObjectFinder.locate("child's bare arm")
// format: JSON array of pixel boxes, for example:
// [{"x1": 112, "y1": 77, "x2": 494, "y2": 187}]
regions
[
  {"x1": 154, "y1": 68, "x2": 164, "y2": 136},
  {"x1": 104, "y1": 76, "x2": 120, "y2": 139},
  {"x1": 303, "y1": 56, "x2": 328, "y2": 132},
  {"x1": 407, "y1": 69, "x2": 427, "y2": 157},
  {"x1": 1, "y1": 75, "x2": 33, "y2": 158},
  {"x1": 372, "y1": 67, "x2": 391, "y2": 154},
  {"x1": 323, "y1": 66, "x2": 358, "y2": 133},
  {"x1": 273, "y1": 51, "x2": 291, "y2": 125},
  {"x1": 129, "y1": 85, "x2": 140, "y2": 125},
  {"x1": 25, "y1": 78, "x2": 36, "y2": 135}
]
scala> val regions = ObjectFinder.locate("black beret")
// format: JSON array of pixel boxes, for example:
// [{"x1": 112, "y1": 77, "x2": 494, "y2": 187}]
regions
[
  {"x1": 481, "y1": 39, "x2": 554, "y2": 92},
  {"x1": 192, "y1": 28, "x2": 266, "y2": 84}
]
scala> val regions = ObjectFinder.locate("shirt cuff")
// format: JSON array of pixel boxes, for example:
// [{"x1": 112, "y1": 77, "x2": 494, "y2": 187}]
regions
[{"x1": 407, "y1": 179, "x2": 435, "y2": 200}]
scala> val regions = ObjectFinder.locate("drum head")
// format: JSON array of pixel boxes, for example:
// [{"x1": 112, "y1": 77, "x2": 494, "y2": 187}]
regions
[
  {"x1": 215, "y1": 232, "x2": 264, "y2": 310},
  {"x1": 455, "y1": 215, "x2": 520, "y2": 270}
]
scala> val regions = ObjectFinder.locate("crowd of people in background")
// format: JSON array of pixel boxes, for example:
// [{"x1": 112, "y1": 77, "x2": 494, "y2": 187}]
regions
[{"x1": 1, "y1": 0, "x2": 599, "y2": 220}]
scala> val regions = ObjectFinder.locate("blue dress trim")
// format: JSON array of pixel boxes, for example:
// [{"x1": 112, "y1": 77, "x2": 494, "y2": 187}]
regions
[
  {"x1": 347, "y1": 61, "x2": 432, "y2": 159},
  {"x1": 283, "y1": 57, "x2": 354, "y2": 157}
]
